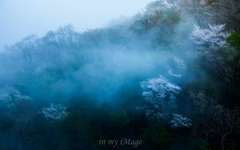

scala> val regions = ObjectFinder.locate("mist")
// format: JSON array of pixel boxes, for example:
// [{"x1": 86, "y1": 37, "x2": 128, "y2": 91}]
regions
[
  {"x1": 0, "y1": 0, "x2": 240, "y2": 149},
  {"x1": 0, "y1": 0, "x2": 153, "y2": 51}
]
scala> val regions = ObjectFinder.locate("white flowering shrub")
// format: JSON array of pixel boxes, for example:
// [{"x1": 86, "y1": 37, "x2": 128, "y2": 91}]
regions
[
  {"x1": 137, "y1": 76, "x2": 192, "y2": 128},
  {"x1": 170, "y1": 113, "x2": 192, "y2": 129},
  {"x1": 0, "y1": 87, "x2": 31, "y2": 111},
  {"x1": 141, "y1": 75, "x2": 181, "y2": 107},
  {"x1": 39, "y1": 103, "x2": 67, "y2": 120},
  {"x1": 190, "y1": 24, "x2": 229, "y2": 46},
  {"x1": 137, "y1": 75, "x2": 181, "y2": 121}
]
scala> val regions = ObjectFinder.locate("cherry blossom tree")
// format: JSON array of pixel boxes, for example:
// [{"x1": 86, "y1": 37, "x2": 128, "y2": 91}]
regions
[
  {"x1": 0, "y1": 87, "x2": 32, "y2": 112},
  {"x1": 137, "y1": 75, "x2": 181, "y2": 121},
  {"x1": 189, "y1": 24, "x2": 229, "y2": 46},
  {"x1": 140, "y1": 75, "x2": 181, "y2": 109},
  {"x1": 39, "y1": 103, "x2": 67, "y2": 120},
  {"x1": 137, "y1": 75, "x2": 192, "y2": 128},
  {"x1": 170, "y1": 113, "x2": 192, "y2": 129}
]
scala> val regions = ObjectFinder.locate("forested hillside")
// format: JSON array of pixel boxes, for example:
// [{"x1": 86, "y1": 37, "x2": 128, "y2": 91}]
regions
[{"x1": 0, "y1": 0, "x2": 240, "y2": 149}]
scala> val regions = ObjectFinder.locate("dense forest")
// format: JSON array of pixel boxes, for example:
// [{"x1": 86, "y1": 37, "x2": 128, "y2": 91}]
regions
[{"x1": 0, "y1": 0, "x2": 240, "y2": 149}]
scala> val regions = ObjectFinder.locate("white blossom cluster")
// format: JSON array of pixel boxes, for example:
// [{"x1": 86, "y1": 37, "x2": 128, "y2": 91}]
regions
[
  {"x1": 0, "y1": 87, "x2": 31, "y2": 111},
  {"x1": 137, "y1": 75, "x2": 192, "y2": 128},
  {"x1": 138, "y1": 75, "x2": 181, "y2": 121},
  {"x1": 189, "y1": 24, "x2": 229, "y2": 46},
  {"x1": 141, "y1": 75, "x2": 181, "y2": 108},
  {"x1": 170, "y1": 113, "x2": 192, "y2": 129},
  {"x1": 40, "y1": 103, "x2": 67, "y2": 120}
]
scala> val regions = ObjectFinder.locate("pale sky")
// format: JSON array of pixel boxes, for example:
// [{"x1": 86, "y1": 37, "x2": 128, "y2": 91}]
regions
[{"x1": 0, "y1": 0, "x2": 154, "y2": 50}]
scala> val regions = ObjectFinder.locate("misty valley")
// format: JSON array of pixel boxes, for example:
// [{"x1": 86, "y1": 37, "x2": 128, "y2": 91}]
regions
[{"x1": 0, "y1": 0, "x2": 240, "y2": 149}]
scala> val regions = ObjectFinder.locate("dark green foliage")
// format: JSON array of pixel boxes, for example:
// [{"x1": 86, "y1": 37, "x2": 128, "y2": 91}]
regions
[
  {"x1": 141, "y1": 120, "x2": 177, "y2": 149},
  {"x1": 226, "y1": 31, "x2": 240, "y2": 70},
  {"x1": 110, "y1": 109, "x2": 130, "y2": 128},
  {"x1": 188, "y1": 138, "x2": 209, "y2": 150},
  {"x1": 227, "y1": 31, "x2": 240, "y2": 49},
  {"x1": 61, "y1": 113, "x2": 107, "y2": 150},
  {"x1": 128, "y1": 110, "x2": 148, "y2": 135}
]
